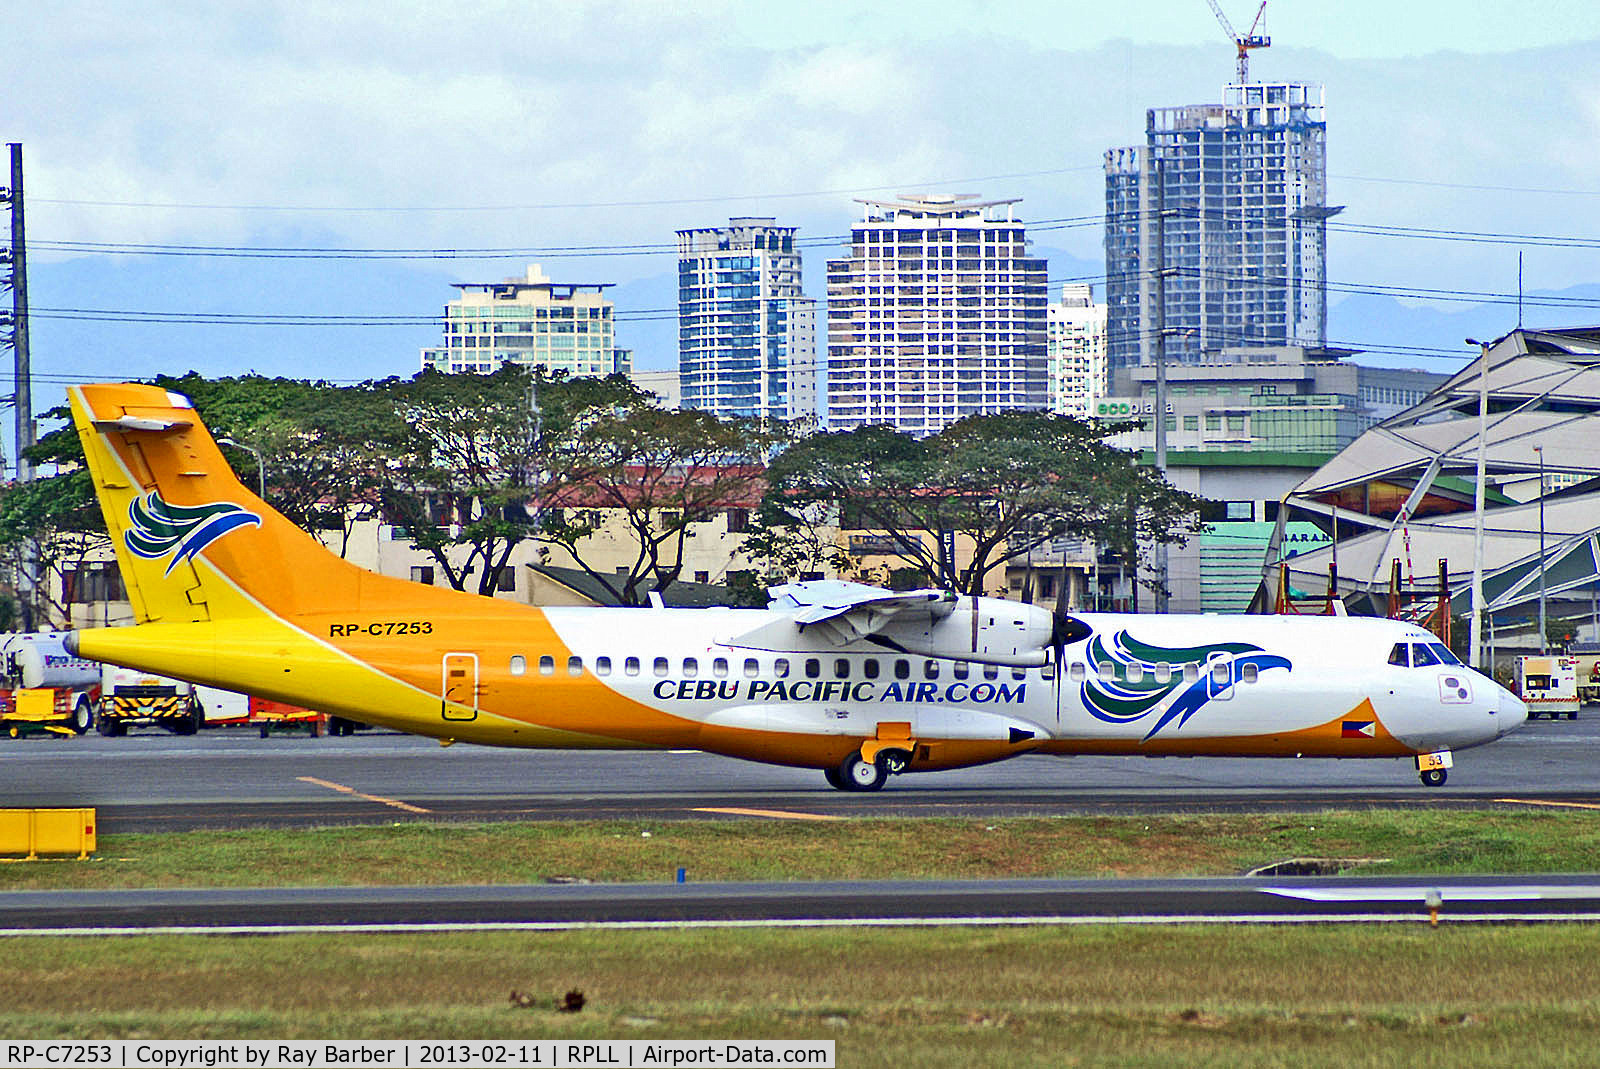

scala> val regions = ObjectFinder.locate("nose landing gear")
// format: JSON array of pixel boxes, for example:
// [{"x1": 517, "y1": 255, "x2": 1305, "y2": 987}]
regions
[{"x1": 1416, "y1": 749, "x2": 1453, "y2": 787}]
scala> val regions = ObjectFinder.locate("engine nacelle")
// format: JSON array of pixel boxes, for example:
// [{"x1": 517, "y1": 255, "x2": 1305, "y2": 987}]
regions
[{"x1": 877, "y1": 596, "x2": 1055, "y2": 667}]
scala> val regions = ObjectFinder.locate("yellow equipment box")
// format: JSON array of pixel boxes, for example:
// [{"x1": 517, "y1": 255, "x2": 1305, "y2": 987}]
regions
[{"x1": 0, "y1": 808, "x2": 96, "y2": 860}]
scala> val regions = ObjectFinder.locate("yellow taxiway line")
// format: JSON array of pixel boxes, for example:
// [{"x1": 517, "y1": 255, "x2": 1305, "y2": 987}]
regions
[
  {"x1": 297, "y1": 776, "x2": 431, "y2": 814},
  {"x1": 1494, "y1": 798, "x2": 1600, "y2": 811},
  {"x1": 691, "y1": 806, "x2": 843, "y2": 822}
]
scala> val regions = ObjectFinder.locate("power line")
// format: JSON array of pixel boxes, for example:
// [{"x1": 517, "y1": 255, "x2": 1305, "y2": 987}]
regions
[{"x1": 29, "y1": 167, "x2": 1102, "y2": 214}]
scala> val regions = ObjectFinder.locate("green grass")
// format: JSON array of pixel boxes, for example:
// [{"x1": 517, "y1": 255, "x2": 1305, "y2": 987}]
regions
[
  {"x1": 7, "y1": 811, "x2": 1600, "y2": 1064},
  {"x1": 3, "y1": 810, "x2": 1599, "y2": 890},
  {"x1": 4, "y1": 926, "x2": 1600, "y2": 1066}
]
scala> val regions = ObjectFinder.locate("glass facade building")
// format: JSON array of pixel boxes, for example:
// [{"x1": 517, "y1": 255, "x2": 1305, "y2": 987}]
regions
[{"x1": 677, "y1": 218, "x2": 814, "y2": 421}]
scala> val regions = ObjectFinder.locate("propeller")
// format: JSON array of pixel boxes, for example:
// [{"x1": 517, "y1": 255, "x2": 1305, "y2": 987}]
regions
[
  {"x1": 1048, "y1": 561, "x2": 1092, "y2": 719},
  {"x1": 1020, "y1": 573, "x2": 1034, "y2": 605}
]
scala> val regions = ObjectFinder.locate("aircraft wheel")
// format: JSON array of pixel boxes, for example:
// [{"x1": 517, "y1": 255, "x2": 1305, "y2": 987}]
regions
[
  {"x1": 70, "y1": 698, "x2": 94, "y2": 735},
  {"x1": 838, "y1": 752, "x2": 888, "y2": 792},
  {"x1": 1420, "y1": 768, "x2": 1448, "y2": 787},
  {"x1": 823, "y1": 766, "x2": 847, "y2": 791}
]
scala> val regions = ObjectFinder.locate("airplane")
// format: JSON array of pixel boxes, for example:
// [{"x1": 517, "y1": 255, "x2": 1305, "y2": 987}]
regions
[{"x1": 64, "y1": 382, "x2": 1526, "y2": 790}]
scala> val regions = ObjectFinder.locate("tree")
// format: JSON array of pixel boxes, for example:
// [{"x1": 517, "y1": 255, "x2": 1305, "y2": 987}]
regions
[
  {"x1": 760, "y1": 411, "x2": 1206, "y2": 596},
  {"x1": 536, "y1": 405, "x2": 786, "y2": 606},
  {"x1": 380, "y1": 366, "x2": 658, "y2": 597},
  {"x1": 0, "y1": 416, "x2": 116, "y2": 629},
  {"x1": 156, "y1": 373, "x2": 411, "y2": 557}
]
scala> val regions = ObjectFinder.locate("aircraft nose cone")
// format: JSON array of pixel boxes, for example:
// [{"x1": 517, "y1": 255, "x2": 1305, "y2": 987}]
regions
[{"x1": 1497, "y1": 687, "x2": 1528, "y2": 735}]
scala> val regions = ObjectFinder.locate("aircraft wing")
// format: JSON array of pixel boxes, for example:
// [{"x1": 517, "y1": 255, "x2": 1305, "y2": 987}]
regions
[{"x1": 764, "y1": 580, "x2": 959, "y2": 645}]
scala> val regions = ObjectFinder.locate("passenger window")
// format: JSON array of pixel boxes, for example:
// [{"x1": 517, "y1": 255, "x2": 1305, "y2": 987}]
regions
[
  {"x1": 894, "y1": 659, "x2": 911, "y2": 680},
  {"x1": 1388, "y1": 643, "x2": 1410, "y2": 667},
  {"x1": 924, "y1": 660, "x2": 940, "y2": 680},
  {"x1": 952, "y1": 662, "x2": 970, "y2": 680},
  {"x1": 595, "y1": 656, "x2": 611, "y2": 676},
  {"x1": 983, "y1": 664, "x2": 999, "y2": 680},
  {"x1": 683, "y1": 657, "x2": 699, "y2": 677},
  {"x1": 713, "y1": 657, "x2": 729, "y2": 678},
  {"x1": 863, "y1": 659, "x2": 880, "y2": 679},
  {"x1": 1411, "y1": 644, "x2": 1441, "y2": 667},
  {"x1": 625, "y1": 656, "x2": 641, "y2": 676},
  {"x1": 774, "y1": 657, "x2": 791, "y2": 678},
  {"x1": 509, "y1": 655, "x2": 527, "y2": 677},
  {"x1": 1211, "y1": 662, "x2": 1230, "y2": 686},
  {"x1": 1242, "y1": 663, "x2": 1258, "y2": 684},
  {"x1": 1097, "y1": 661, "x2": 1115, "y2": 677},
  {"x1": 567, "y1": 656, "x2": 583, "y2": 677},
  {"x1": 538, "y1": 655, "x2": 555, "y2": 676},
  {"x1": 653, "y1": 657, "x2": 669, "y2": 677},
  {"x1": 834, "y1": 658, "x2": 850, "y2": 679},
  {"x1": 1154, "y1": 663, "x2": 1171, "y2": 684},
  {"x1": 805, "y1": 658, "x2": 821, "y2": 679},
  {"x1": 1429, "y1": 643, "x2": 1463, "y2": 667},
  {"x1": 743, "y1": 658, "x2": 760, "y2": 678},
  {"x1": 1069, "y1": 662, "x2": 1087, "y2": 682},
  {"x1": 1012, "y1": 667, "x2": 1026, "y2": 680},
  {"x1": 1125, "y1": 663, "x2": 1143, "y2": 683},
  {"x1": 1183, "y1": 663, "x2": 1199, "y2": 682}
]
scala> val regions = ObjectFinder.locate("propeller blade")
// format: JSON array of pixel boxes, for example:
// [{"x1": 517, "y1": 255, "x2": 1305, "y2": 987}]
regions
[{"x1": 1020, "y1": 573, "x2": 1034, "y2": 605}]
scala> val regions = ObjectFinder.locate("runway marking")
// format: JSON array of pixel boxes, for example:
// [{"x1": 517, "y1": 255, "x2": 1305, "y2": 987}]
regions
[
  {"x1": 296, "y1": 776, "x2": 431, "y2": 814},
  {"x1": 9, "y1": 913, "x2": 1600, "y2": 937},
  {"x1": 692, "y1": 806, "x2": 842, "y2": 822},
  {"x1": 1494, "y1": 798, "x2": 1600, "y2": 811}
]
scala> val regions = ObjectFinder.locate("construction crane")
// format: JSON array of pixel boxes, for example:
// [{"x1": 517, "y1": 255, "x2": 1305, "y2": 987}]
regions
[{"x1": 1205, "y1": 0, "x2": 1270, "y2": 83}]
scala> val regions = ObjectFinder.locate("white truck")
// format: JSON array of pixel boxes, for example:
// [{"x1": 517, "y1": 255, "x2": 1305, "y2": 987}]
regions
[
  {"x1": 1515, "y1": 654, "x2": 1580, "y2": 720},
  {"x1": 97, "y1": 665, "x2": 252, "y2": 735},
  {"x1": 0, "y1": 632, "x2": 101, "y2": 737}
]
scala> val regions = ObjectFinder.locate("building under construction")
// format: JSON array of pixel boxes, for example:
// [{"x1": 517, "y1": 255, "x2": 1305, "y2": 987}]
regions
[{"x1": 1104, "y1": 82, "x2": 1336, "y2": 372}]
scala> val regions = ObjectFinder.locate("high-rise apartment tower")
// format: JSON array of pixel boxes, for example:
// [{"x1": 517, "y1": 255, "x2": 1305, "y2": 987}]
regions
[
  {"x1": 1104, "y1": 83, "x2": 1335, "y2": 371},
  {"x1": 1047, "y1": 283, "x2": 1108, "y2": 420},
  {"x1": 677, "y1": 217, "x2": 814, "y2": 421},
  {"x1": 421, "y1": 264, "x2": 630, "y2": 377},
  {"x1": 825, "y1": 194, "x2": 1048, "y2": 435}
]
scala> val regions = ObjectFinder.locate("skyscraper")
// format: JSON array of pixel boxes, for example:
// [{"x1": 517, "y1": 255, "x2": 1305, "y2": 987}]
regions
[
  {"x1": 421, "y1": 264, "x2": 629, "y2": 377},
  {"x1": 1105, "y1": 83, "x2": 1334, "y2": 372},
  {"x1": 825, "y1": 194, "x2": 1048, "y2": 435},
  {"x1": 1047, "y1": 283, "x2": 1108, "y2": 420},
  {"x1": 677, "y1": 217, "x2": 814, "y2": 421}
]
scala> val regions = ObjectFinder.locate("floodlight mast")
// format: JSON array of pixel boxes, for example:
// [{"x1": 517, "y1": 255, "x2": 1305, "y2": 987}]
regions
[{"x1": 1205, "y1": 0, "x2": 1271, "y2": 83}]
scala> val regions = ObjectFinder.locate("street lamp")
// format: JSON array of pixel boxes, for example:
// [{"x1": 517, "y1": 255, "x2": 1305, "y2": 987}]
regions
[
  {"x1": 1535, "y1": 444, "x2": 1547, "y2": 655},
  {"x1": 217, "y1": 437, "x2": 265, "y2": 500}
]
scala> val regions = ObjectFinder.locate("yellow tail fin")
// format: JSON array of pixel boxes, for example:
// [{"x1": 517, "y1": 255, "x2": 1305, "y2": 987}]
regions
[{"x1": 68, "y1": 382, "x2": 371, "y2": 623}]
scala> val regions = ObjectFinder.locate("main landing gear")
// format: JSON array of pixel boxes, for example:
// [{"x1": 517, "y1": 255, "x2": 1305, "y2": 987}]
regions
[{"x1": 827, "y1": 748, "x2": 911, "y2": 792}]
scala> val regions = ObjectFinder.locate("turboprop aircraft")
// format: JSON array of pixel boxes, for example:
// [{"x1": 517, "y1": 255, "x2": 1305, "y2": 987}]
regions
[{"x1": 65, "y1": 382, "x2": 1525, "y2": 790}]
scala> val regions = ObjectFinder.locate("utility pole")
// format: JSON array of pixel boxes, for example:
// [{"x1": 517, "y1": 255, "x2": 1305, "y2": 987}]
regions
[
  {"x1": 2, "y1": 143, "x2": 36, "y2": 631},
  {"x1": 4, "y1": 144, "x2": 32, "y2": 481},
  {"x1": 1151, "y1": 144, "x2": 1170, "y2": 614}
]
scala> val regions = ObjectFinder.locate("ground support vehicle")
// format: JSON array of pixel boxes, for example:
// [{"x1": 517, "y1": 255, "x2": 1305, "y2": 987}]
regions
[
  {"x1": 98, "y1": 665, "x2": 203, "y2": 735},
  {"x1": 249, "y1": 696, "x2": 326, "y2": 737},
  {"x1": 1516, "y1": 655, "x2": 1580, "y2": 720},
  {"x1": 0, "y1": 633, "x2": 100, "y2": 738}
]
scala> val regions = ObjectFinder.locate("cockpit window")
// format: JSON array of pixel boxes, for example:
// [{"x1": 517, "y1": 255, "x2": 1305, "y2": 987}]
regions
[
  {"x1": 1388, "y1": 643, "x2": 1410, "y2": 667},
  {"x1": 1428, "y1": 643, "x2": 1462, "y2": 666},
  {"x1": 1410, "y1": 643, "x2": 1441, "y2": 667}
]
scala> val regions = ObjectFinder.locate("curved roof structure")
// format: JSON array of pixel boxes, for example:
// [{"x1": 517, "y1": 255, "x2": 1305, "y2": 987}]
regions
[{"x1": 1260, "y1": 327, "x2": 1600, "y2": 622}]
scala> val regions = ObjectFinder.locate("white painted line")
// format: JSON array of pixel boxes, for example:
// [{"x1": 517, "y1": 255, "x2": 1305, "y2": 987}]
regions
[
  {"x1": 8, "y1": 913, "x2": 1600, "y2": 937},
  {"x1": 1262, "y1": 884, "x2": 1600, "y2": 902}
]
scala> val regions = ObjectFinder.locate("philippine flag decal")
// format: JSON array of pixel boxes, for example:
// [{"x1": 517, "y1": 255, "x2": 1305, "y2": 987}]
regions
[{"x1": 1341, "y1": 720, "x2": 1377, "y2": 739}]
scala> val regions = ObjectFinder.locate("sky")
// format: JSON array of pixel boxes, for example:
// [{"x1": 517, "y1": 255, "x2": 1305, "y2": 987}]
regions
[{"x1": 8, "y1": 0, "x2": 1600, "y2": 430}]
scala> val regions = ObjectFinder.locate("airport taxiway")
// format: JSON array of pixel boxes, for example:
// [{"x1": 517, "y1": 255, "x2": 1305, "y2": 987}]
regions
[{"x1": 2, "y1": 715, "x2": 1595, "y2": 831}]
